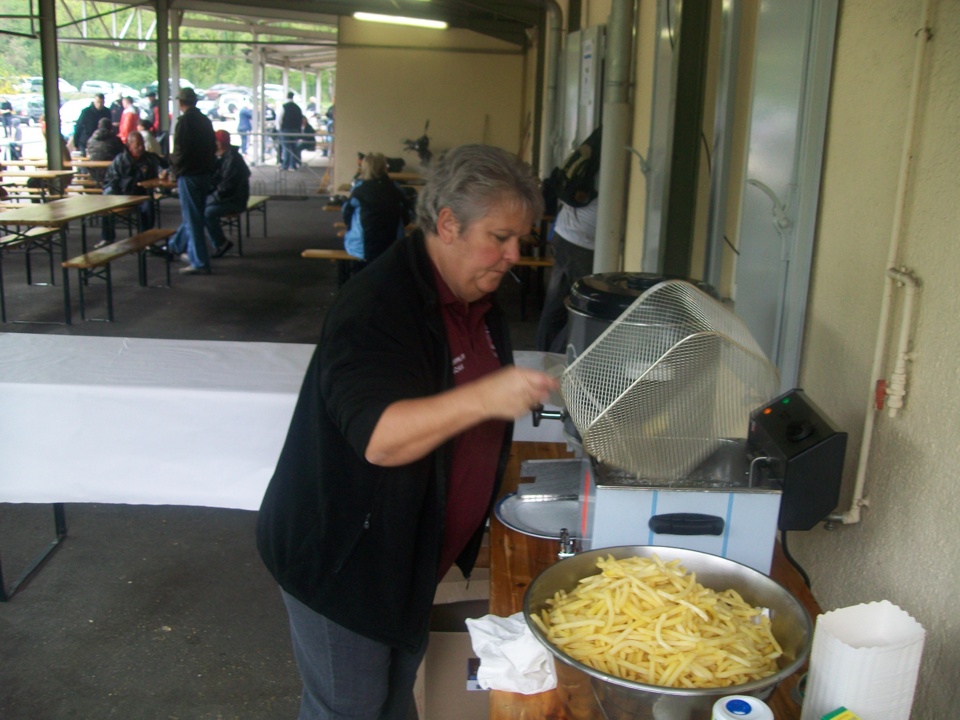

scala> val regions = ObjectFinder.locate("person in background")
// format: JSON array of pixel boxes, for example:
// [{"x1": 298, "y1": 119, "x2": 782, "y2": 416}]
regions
[
  {"x1": 205, "y1": 129, "x2": 251, "y2": 259},
  {"x1": 7, "y1": 117, "x2": 22, "y2": 161},
  {"x1": 295, "y1": 116, "x2": 316, "y2": 164},
  {"x1": 264, "y1": 103, "x2": 278, "y2": 162},
  {"x1": 237, "y1": 98, "x2": 253, "y2": 155},
  {"x1": 341, "y1": 152, "x2": 413, "y2": 282},
  {"x1": 165, "y1": 87, "x2": 217, "y2": 275},
  {"x1": 278, "y1": 91, "x2": 303, "y2": 171},
  {"x1": 535, "y1": 197, "x2": 599, "y2": 353},
  {"x1": 257, "y1": 144, "x2": 556, "y2": 720},
  {"x1": 118, "y1": 96, "x2": 139, "y2": 143},
  {"x1": 138, "y1": 117, "x2": 162, "y2": 156},
  {"x1": 109, "y1": 95, "x2": 123, "y2": 129},
  {"x1": 85, "y1": 117, "x2": 125, "y2": 185},
  {"x1": 1, "y1": 96, "x2": 14, "y2": 137},
  {"x1": 73, "y1": 93, "x2": 112, "y2": 155},
  {"x1": 98, "y1": 131, "x2": 162, "y2": 247},
  {"x1": 146, "y1": 90, "x2": 161, "y2": 132}
]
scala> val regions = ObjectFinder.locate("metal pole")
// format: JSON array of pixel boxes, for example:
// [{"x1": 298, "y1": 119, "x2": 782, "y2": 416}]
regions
[
  {"x1": 156, "y1": 0, "x2": 170, "y2": 134},
  {"x1": 37, "y1": 0, "x2": 62, "y2": 168},
  {"x1": 170, "y1": 9, "x2": 182, "y2": 123}
]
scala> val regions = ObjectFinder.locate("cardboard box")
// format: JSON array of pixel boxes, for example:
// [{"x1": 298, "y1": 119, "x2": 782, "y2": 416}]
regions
[{"x1": 414, "y1": 600, "x2": 490, "y2": 720}]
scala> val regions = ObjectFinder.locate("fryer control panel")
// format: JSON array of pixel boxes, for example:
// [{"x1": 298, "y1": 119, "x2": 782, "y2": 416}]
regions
[{"x1": 749, "y1": 389, "x2": 848, "y2": 531}]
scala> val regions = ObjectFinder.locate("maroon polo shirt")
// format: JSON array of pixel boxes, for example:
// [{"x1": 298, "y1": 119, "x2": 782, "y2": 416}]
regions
[{"x1": 431, "y1": 265, "x2": 506, "y2": 579}]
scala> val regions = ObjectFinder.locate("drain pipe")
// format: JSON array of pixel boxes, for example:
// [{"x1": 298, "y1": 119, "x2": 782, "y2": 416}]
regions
[
  {"x1": 538, "y1": 0, "x2": 563, "y2": 178},
  {"x1": 829, "y1": 0, "x2": 933, "y2": 526},
  {"x1": 593, "y1": 0, "x2": 635, "y2": 273}
]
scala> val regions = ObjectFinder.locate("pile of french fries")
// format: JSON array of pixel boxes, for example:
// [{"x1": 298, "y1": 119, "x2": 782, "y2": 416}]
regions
[{"x1": 531, "y1": 554, "x2": 783, "y2": 688}]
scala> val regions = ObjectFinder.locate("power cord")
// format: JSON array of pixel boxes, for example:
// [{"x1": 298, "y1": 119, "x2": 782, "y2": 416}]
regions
[{"x1": 780, "y1": 529, "x2": 811, "y2": 588}]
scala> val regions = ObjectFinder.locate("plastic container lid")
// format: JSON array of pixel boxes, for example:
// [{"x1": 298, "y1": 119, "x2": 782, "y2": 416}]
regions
[
  {"x1": 567, "y1": 272, "x2": 719, "y2": 321},
  {"x1": 567, "y1": 272, "x2": 666, "y2": 321}
]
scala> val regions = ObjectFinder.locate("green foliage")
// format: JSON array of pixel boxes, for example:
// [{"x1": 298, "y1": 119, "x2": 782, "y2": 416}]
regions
[{"x1": 0, "y1": 0, "x2": 335, "y2": 103}]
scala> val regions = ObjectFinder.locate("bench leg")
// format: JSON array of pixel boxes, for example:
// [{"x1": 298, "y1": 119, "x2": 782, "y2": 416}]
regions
[
  {"x1": 237, "y1": 215, "x2": 243, "y2": 256},
  {"x1": 105, "y1": 263, "x2": 114, "y2": 322},
  {"x1": 77, "y1": 268, "x2": 87, "y2": 320},
  {"x1": 0, "y1": 253, "x2": 6, "y2": 323}
]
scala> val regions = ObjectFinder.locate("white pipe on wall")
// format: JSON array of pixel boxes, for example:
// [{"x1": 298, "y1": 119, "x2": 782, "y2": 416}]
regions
[
  {"x1": 885, "y1": 267, "x2": 920, "y2": 418},
  {"x1": 831, "y1": 0, "x2": 934, "y2": 525}
]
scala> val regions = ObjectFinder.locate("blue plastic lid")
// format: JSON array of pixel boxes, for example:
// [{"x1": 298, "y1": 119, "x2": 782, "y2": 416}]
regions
[{"x1": 724, "y1": 698, "x2": 753, "y2": 716}]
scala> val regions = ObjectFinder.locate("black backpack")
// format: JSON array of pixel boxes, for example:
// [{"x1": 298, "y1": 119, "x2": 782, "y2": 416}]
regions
[{"x1": 554, "y1": 125, "x2": 602, "y2": 208}]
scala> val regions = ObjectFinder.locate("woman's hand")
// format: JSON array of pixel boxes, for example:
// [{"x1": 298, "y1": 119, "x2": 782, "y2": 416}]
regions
[
  {"x1": 364, "y1": 366, "x2": 558, "y2": 467},
  {"x1": 473, "y1": 366, "x2": 559, "y2": 420}
]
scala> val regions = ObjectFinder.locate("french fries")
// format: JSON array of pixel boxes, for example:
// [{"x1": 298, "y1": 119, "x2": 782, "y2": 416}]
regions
[{"x1": 531, "y1": 554, "x2": 783, "y2": 688}]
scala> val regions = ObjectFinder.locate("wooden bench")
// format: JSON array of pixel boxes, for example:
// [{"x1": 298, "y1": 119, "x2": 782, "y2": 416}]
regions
[
  {"x1": 1, "y1": 226, "x2": 62, "y2": 322},
  {"x1": 61, "y1": 228, "x2": 176, "y2": 321},
  {"x1": 246, "y1": 195, "x2": 269, "y2": 238},
  {"x1": 302, "y1": 247, "x2": 364, "y2": 288}
]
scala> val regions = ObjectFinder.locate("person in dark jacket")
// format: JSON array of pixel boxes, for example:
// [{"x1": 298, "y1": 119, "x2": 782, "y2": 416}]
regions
[
  {"x1": 205, "y1": 129, "x2": 250, "y2": 258},
  {"x1": 278, "y1": 91, "x2": 303, "y2": 170},
  {"x1": 98, "y1": 131, "x2": 162, "y2": 246},
  {"x1": 294, "y1": 116, "x2": 316, "y2": 163},
  {"x1": 256, "y1": 144, "x2": 555, "y2": 720},
  {"x1": 237, "y1": 99, "x2": 253, "y2": 154},
  {"x1": 84, "y1": 117, "x2": 125, "y2": 184},
  {"x1": 72, "y1": 94, "x2": 112, "y2": 155},
  {"x1": 341, "y1": 152, "x2": 414, "y2": 281},
  {"x1": 165, "y1": 87, "x2": 217, "y2": 274}
]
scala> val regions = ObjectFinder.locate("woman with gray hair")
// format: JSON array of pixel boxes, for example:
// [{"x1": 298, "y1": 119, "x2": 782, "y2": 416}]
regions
[{"x1": 258, "y1": 144, "x2": 555, "y2": 720}]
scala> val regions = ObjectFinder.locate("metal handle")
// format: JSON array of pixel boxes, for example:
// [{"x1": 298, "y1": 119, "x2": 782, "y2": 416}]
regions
[
  {"x1": 531, "y1": 404, "x2": 566, "y2": 427},
  {"x1": 558, "y1": 528, "x2": 580, "y2": 558},
  {"x1": 648, "y1": 513, "x2": 725, "y2": 536}
]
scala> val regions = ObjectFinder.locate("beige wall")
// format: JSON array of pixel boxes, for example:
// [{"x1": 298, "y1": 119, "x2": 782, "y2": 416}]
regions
[
  {"x1": 792, "y1": 1, "x2": 960, "y2": 715},
  {"x1": 333, "y1": 19, "x2": 527, "y2": 189},
  {"x1": 620, "y1": 1, "x2": 958, "y2": 714}
]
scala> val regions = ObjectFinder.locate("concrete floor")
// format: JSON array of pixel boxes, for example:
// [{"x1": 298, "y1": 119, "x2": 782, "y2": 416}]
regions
[{"x1": 0, "y1": 170, "x2": 543, "y2": 719}]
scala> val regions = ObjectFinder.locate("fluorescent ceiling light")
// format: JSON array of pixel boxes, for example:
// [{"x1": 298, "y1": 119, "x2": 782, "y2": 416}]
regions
[{"x1": 353, "y1": 12, "x2": 448, "y2": 30}]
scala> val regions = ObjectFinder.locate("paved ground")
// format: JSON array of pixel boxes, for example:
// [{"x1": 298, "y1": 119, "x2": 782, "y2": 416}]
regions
[{"x1": 0, "y1": 175, "x2": 543, "y2": 719}]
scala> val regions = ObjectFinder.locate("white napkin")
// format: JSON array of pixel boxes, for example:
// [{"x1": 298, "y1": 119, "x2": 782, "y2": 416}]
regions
[{"x1": 465, "y1": 612, "x2": 557, "y2": 694}]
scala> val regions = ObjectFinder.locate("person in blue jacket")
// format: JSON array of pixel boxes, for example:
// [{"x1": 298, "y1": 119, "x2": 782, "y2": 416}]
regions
[
  {"x1": 257, "y1": 144, "x2": 557, "y2": 720},
  {"x1": 341, "y1": 152, "x2": 414, "y2": 281}
]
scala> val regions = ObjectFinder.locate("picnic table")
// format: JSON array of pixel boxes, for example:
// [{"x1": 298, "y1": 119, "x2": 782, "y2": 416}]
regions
[{"x1": 0, "y1": 194, "x2": 145, "y2": 323}]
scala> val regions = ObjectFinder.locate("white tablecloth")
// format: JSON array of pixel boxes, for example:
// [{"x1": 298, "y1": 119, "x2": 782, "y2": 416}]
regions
[
  {"x1": 0, "y1": 333, "x2": 315, "y2": 510},
  {"x1": 0, "y1": 337, "x2": 568, "y2": 510}
]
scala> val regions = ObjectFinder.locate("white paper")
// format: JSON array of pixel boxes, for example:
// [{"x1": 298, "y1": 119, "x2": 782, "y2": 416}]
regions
[
  {"x1": 800, "y1": 601, "x2": 925, "y2": 720},
  {"x1": 465, "y1": 612, "x2": 557, "y2": 694}
]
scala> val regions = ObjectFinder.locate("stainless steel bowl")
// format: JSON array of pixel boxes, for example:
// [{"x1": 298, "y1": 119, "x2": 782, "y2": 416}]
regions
[{"x1": 523, "y1": 546, "x2": 812, "y2": 720}]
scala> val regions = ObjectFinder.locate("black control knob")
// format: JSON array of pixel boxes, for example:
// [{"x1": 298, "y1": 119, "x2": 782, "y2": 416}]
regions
[{"x1": 786, "y1": 420, "x2": 815, "y2": 443}]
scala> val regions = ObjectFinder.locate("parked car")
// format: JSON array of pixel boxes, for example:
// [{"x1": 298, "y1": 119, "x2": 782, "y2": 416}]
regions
[
  {"x1": 217, "y1": 91, "x2": 251, "y2": 120},
  {"x1": 140, "y1": 78, "x2": 195, "y2": 97},
  {"x1": 203, "y1": 83, "x2": 250, "y2": 101},
  {"x1": 112, "y1": 83, "x2": 141, "y2": 100},
  {"x1": 10, "y1": 94, "x2": 44, "y2": 124},
  {"x1": 59, "y1": 97, "x2": 94, "y2": 139},
  {"x1": 80, "y1": 80, "x2": 113, "y2": 95},
  {"x1": 20, "y1": 77, "x2": 79, "y2": 94},
  {"x1": 263, "y1": 84, "x2": 303, "y2": 106},
  {"x1": 197, "y1": 94, "x2": 220, "y2": 120}
]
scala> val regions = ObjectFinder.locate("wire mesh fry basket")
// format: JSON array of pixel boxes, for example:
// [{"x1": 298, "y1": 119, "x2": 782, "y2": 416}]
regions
[{"x1": 559, "y1": 280, "x2": 780, "y2": 480}]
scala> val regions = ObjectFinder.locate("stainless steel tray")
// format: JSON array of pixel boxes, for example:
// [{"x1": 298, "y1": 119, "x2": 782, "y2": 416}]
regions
[{"x1": 494, "y1": 492, "x2": 582, "y2": 541}]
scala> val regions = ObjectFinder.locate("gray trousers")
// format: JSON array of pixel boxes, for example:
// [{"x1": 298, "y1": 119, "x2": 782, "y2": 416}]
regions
[{"x1": 281, "y1": 589, "x2": 425, "y2": 720}]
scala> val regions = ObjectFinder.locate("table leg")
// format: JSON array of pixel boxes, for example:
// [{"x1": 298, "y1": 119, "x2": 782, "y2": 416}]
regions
[{"x1": 0, "y1": 503, "x2": 68, "y2": 602}]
